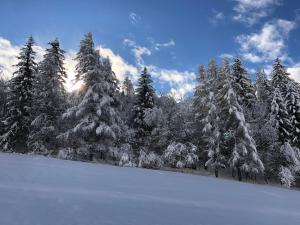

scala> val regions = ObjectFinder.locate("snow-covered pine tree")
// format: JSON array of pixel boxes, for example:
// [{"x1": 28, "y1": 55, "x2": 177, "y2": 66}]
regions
[
  {"x1": 232, "y1": 57, "x2": 256, "y2": 109},
  {"x1": 193, "y1": 65, "x2": 210, "y2": 166},
  {"x1": 27, "y1": 39, "x2": 67, "y2": 155},
  {"x1": 285, "y1": 81, "x2": 300, "y2": 147},
  {"x1": 271, "y1": 57, "x2": 291, "y2": 94},
  {"x1": 59, "y1": 33, "x2": 121, "y2": 160},
  {"x1": 133, "y1": 67, "x2": 155, "y2": 153},
  {"x1": 0, "y1": 75, "x2": 7, "y2": 120},
  {"x1": 204, "y1": 59, "x2": 229, "y2": 177},
  {"x1": 207, "y1": 59, "x2": 218, "y2": 80},
  {"x1": 217, "y1": 71, "x2": 264, "y2": 181},
  {"x1": 119, "y1": 76, "x2": 136, "y2": 147},
  {"x1": 256, "y1": 69, "x2": 272, "y2": 104},
  {"x1": 271, "y1": 58, "x2": 300, "y2": 148},
  {"x1": 270, "y1": 89, "x2": 292, "y2": 144},
  {"x1": 270, "y1": 88, "x2": 300, "y2": 187},
  {"x1": 0, "y1": 36, "x2": 37, "y2": 152},
  {"x1": 122, "y1": 76, "x2": 135, "y2": 97}
]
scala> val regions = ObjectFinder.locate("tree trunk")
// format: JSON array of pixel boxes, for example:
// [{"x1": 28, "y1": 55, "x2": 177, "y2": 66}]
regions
[
  {"x1": 214, "y1": 167, "x2": 219, "y2": 178},
  {"x1": 237, "y1": 166, "x2": 242, "y2": 181}
]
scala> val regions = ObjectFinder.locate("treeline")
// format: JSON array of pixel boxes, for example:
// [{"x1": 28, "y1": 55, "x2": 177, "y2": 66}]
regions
[{"x1": 0, "y1": 33, "x2": 299, "y2": 188}]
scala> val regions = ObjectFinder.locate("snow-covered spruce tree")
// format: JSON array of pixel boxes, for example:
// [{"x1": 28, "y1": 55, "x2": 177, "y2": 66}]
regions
[
  {"x1": 58, "y1": 33, "x2": 121, "y2": 160},
  {"x1": 150, "y1": 95, "x2": 177, "y2": 154},
  {"x1": 270, "y1": 88, "x2": 292, "y2": 143},
  {"x1": 270, "y1": 88, "x2": 300, "y2": 187},
  {"x1": 122, "y1": 76, "x2": 135, "y2": 97},
  {"x1": 271, "y1": 57, "x2": 291, "y2": 94},
  {"x1": 271, "y1": 58, "x2": 300, "y2": 148},
  {"x1": 0, "y1": 75, "x2": 7, "y2": 120},
  {"x1": 133, "y1": 67, "x2": 155, "y2": 154},
  {"x1": 207, "y1": 59, "x2": 218, "y2": 80},
  {"x1": 285, "y1": 81, "x2": 300, "y2": 147},
  {"x1": 204, "y1": 60, "x2": 230, "y2": 177},
  {"x1": 232, "y1": 57, "x2": 256, "y2": 109},
  {"x1": 27, "y1": 39, "x2": 67, "y2": 155},
  {"x1": 278, "y1": 142, "x2": 300, "y2": 187},
  {"x1": 256, "y1": 69, "x2": 272, "y2": 104},
  {"x1": 217, "y1": 72, "x2": 264, "y2": 181},
  {"x1": 193, "y1": 64, "x2": 210, "y2": 166},
  {"x1": 163, "y1": 142, "x2": 198, "y2": 169},
  {"x1": 0, "y1": 36, "x2": 37, "y2": 152},
  {"x1": 120, "y1": 76, "x2": 135, "y2": 127}
]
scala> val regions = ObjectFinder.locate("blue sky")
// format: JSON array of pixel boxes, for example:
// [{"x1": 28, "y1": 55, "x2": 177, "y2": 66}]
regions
[{"x1": 1, "y1": 0, "x2": 300, "y2": 99}]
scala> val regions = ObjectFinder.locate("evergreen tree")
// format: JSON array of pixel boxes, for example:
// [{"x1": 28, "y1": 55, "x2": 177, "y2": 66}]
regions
[
  {"x1": 270, "y1": 89, "x2": 292, "y2": 144},
  {"x1": 59, "y1": 33, "x2": 121, "y2": 160},
  {"x1": 122, "y1": 76, "x2": 135, "y2": 97},
  {"x1": 256, "y1": 69, "x2": 272, "y2": 104},
  {"x1": 27, "y1": 39, "x2": 67, "y2": 154},
  {"x1": 133, "y1": 67, "x2": 155, "y2": 151},
  {"x1": 232, "y1": 57, "x2": 256, "y2": 108},
  {"x1": 193, "y1": 64, "x2": 210, "y2": 166},
  {"x1": 207, "y1": 59, "x2": 218, "y2": 80},
  {"x1": 0, "y1": 36, "x2": 37, "y2": 152},
  {"x1": 271, "y1": 58, "x2": 300, "y2": 148},
  {"x1": 285, "y1": 81, "x2": 300, "y2": 147},
  {"x1": 204, "y1": 91, "x2": 224, "y2": 177},
  {"x1": 218, "y1": 72, "x2": 264, "y2": 181},
  {"x1": 271, "y1": 58, "x2": 290, "y2": 94}
]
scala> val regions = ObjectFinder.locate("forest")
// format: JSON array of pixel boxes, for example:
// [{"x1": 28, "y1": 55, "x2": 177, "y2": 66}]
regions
[{"x1": 0, "y1": 32, "x2": 299, "y2": 188}]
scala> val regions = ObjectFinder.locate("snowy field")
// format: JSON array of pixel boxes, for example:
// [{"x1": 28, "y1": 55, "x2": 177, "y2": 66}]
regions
[{"x1": 0, "y1": 153, "x2": 299, "y2": 225}]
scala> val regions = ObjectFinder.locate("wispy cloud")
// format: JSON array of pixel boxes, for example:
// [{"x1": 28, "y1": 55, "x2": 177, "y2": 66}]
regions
[
  {"x1": 123, "y1": 38, "x2": 195, "y2": 100},
  {"x1": 233, "y1": 0, "x2": 280, "y2": 26},
  {"x1": 129, "y1": 12, "x2": 141, "y2": 25},
  {"x1": 235, "y1": 19, "x2": 296, "y2": 63},
  {"x1": 210, "y1": 10, "x2": 225, "y2": 25},
  {"x1": 154, "y1": 40, "x2": 175, "y2": 51},
  {"x1": 123, "y1": 39, "x2": 152, "y2": 66},
  {"x1": 219, "y1": 53, "x2": 234, "y2": 59}
]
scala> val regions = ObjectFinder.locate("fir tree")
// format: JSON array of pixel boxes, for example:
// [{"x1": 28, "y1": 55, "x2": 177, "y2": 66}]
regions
[
  {"x1": 285, "y1": 81, "x2": 300, "y2": 147},
  {"x1": 59, "y1": 33, "x2": 121, "y2": 160},
  {"x1": 270, "y1": 89, "x2": 292, "y2": 143},
  {"x1": 256, "y1": 69, "x2": 272, "y2": 104},
  {"x1": 271, "y1": 57, "x2": 290, "y2": 95},
  {"x1": 232, "y1": 57, "x2": 256, "y2": 108},
  {"x1": 218, "y1": 72, "x2": 264, "y2": 181},
  {"x1": 133, "y1": 67, "x2": 155, "y2": 149},
  {"x1": 193, "y1": 64, "x2": 210, "y2": 166},
  {"x1": 0, "y1": 36, "x2": 37, "y2": 152},
  {"x1": 122, "y1": 76, "x2": 135, "y2": 97},
  {"x1": 27, "y1": 39, "x2": 67, "y2": 154}
]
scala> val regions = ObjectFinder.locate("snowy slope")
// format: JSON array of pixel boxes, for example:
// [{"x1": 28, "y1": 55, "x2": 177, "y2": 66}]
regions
[{"x1": 0, "y1": 153, "x2": 299, "y2": 225}]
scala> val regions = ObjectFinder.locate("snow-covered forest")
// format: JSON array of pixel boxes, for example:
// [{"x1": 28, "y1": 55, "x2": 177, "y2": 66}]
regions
[{"x1": 1, "y1": 33, "x2": 300, "y2": 188}]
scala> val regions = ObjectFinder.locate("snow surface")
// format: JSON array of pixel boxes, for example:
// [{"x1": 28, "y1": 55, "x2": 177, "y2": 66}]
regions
[{"x1": 0, "y1": 153, "x2": 299, "y2": 225}]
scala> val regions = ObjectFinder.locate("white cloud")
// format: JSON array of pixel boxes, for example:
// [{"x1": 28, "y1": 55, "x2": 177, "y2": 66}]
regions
[
  {"x1": 123, "y1": 38, "x2": 195, "y2": 100},
  {"x1": 129, "y1": 12, "x2": 141, "y2": 25},
  {"x1": 169, "y1": 83, "x2": 195, "y2": 101},
  {"x1": 0, "y1": 37, "x2": 19, "y2": 79},
  {"x1": 154, "y1": 40, "x2": 175, "y2": 50},
  {"x1": 236, "y1": 19, "x2": 296, "y2": 63},
  {"x1": 219, "y1": 53, "x2": 234, "y2": 59},
  {"x1": 97, "y1": 46, "x2": 138, "y2": 82},
  {"x1": 210, "y1": 10, "x2": 225, "y2": 25},
  {"x1": 123, "y1": 39, "x2": 151, "y2": 66},
  {"x1": 0, "y1": 37, "x2": 45, "y2": 79},
  {"x1": 287, "y1": 64, "x2": 300, "y2": 83},
  {"x1": 233, "y1": 0, "x2": 280, "y2": 26}
]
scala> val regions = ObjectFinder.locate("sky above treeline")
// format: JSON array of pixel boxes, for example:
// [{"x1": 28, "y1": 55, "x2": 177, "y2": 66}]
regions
[{"x1": 1, "y1": 0, "x2": 300, "y2": 99}]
